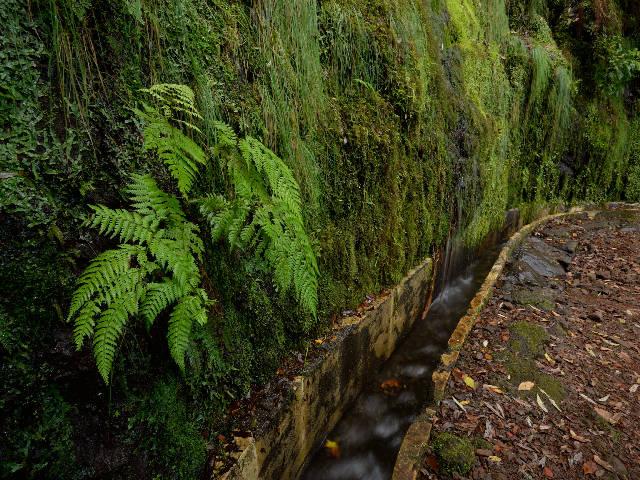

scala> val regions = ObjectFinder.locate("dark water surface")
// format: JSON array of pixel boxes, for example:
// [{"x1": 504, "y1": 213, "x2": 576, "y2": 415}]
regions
[{"x1": 301, "y1": 239, "x2": 504, "y2": 480}]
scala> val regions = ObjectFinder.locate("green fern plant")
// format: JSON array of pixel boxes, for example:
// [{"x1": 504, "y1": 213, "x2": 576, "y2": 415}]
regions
[
  {"x1": 69, "y1": 83, "x2": 319, "y2": 382},
  {"x1": 134, "y1": 84, "x2": 206, "y2": 197},
  {"x1": 69, "y1": 85, "x2": 210, "y2": 382},
  {"x1": 69, "y1": 174, "x2": 210, "y2": 382},
  {"x1": 200, "y1": 126, "x2": 319, "y2": 318}
]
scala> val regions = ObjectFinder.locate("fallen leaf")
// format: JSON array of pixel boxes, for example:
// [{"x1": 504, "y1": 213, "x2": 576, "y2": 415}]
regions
[
  {"x1": 452, "y1": 396, "x2": 467, "y2": 413},
  {"x1": 544, "y1": 352, "x2": 556, "y2": 366},
  {"x1": 539, "y1": 388, "x2": 562, "y2": 412},
  {"x1": 630, "y1": 384, "x2": 639, "y2": 393},
  {"x1": 425, "y1": 454, "x2": 438, "y2": 471},
  {"x1": 325, "y1": 439, "x2": 340, "y2": 458},
  {"x1": 536, "y1": 394, "x2": 549, "y2": 413},
  {"x1": 314, "y1": 338, "x2": 324, "y2": 345},
  {"x1": 570, "y1": 429, "x2": 589, "y2": 442},
  {"x1": 518, "y1": 381, "x2": 535, "y2": 391},
  {"x1": 483, "y1": 384, "x2": 504, "y2": 394},
  {"x1": 598, "y1": 394, "x2": 610, "y2": 403},
  {"x1": 488, "y1": 455, "x2": 501, "y2": 463},
  {"x1": 583, "y1": 461, "x2": 598, "y2": 475},
  {"x1": 593, "y1": 455, "x2": 614, "y2": 472},
  {"x1": 380, "y1": 379, "x2": 401, "y2": 390},
  {"x1": 463, "y1": 374, "x2": 476, "y2": 389},
  {"x1": 543, "y1": 466, "x2": 554, "y2": 478},
  {"x1": 594, "y1": 407, "x2": 622, "y2": 425}
]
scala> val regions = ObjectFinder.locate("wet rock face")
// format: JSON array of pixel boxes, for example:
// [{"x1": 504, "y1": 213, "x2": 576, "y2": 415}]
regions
[{"x1": 501, "y1": 234, "x2": 576, "y2": 310}]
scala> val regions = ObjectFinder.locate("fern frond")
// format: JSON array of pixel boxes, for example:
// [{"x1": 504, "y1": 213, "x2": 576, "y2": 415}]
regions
[
  {"x1": 68, "y1": 245, "x2": 143, "y2": 320},
  {"x1": 140, "y1": 279, "x2": 184, "y2": 328},
  {"x1": 127, "y1": 174, "x2": 186, "y2": 222},
  {"x1": 93, "y1": 285, "x2": 143, "y2": 383},
  {"x1": 87, "y1": 206, "x2": 158, "y2": 244},
  {"x1": 167, "y1": 294, "x2": 207, "y2": 370},
  {"x1": 140, "y1": 84, "x2": 202, "y2": 122},
  {"x1": 209, "y1": 131, "x2": 319, "y2": 317}
]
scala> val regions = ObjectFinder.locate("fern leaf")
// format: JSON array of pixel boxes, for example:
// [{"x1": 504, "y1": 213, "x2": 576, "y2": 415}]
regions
[
  {"x1": 140, "y1": 279, "x2": 184, "y2": 328},
  {"x1": 93, "y1": 285, "x2": 143, "y2": 383},
  {"x1": 167, "y1": 295, "x2": 204, "y2": 371}
]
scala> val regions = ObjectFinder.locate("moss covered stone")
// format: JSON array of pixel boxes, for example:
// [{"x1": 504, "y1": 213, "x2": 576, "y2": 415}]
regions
[
  {"x1": 509, "y1": 320, "x2": 549, "y2": 357},
  {"x1": 432, "y1": 432, "x2": 476, "y2": 476},
  {"x1": 512, "y1": 288, "x2": 556, "y2": 311},
  {"x1": 504, "y1": 354, "x2": 565, "y2": 402}
]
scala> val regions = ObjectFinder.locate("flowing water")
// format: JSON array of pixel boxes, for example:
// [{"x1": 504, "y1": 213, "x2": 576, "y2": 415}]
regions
[{"x1": 301, "y1": 236, "x2": 505, "y2": 480}]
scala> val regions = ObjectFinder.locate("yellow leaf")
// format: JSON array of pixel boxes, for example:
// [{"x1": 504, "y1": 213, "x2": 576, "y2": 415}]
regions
[
  {"x1": 324, "y1": 439, "x2": 341, "y2": 458},
  {"x1": 483, "y1": 384, "x2": 504, "y2": 394},
  {"x1": 518, "y1": 381, "x2": 535, "y2": 391},
  {"x1": 463, "y1": 374, "x2": 476, "y2": 389},
  {"x1": 544, "y1": 352, "x2": 556, "y2": 366},
  {"x1": 488, "y1": 455, "x2": 502, "y2": 463}
]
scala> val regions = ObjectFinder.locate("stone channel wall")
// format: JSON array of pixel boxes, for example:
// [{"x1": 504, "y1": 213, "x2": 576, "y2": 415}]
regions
[{"x1": 222, "y1": 257, "x2": 434, "y2": 480}]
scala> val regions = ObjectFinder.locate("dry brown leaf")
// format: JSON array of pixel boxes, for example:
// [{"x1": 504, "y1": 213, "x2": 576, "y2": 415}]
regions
[
  {"x1": 380, "y1": 379, "x2": 401, "y2": 391},
  {"x1": 483, "y1": 384, "x2": 504, "y2": 394},
  {"x1": 518, "y1": 381, "x2": 535, "y2": 391},
  {"x1": 570, "y1": 429, "x2": 589, "y2": 443},
  {"x1": 594, "y1": 407, "x2": 622, "y2": 425},
  {"x1": 582, "y1": 460, "x2": 598, "y2": 475},
  {"x1": 593, "y1": 455, "x2": 614, "y2": 472}
]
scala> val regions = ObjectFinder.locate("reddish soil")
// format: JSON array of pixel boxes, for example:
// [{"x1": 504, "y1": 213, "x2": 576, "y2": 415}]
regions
[{"x1": 420, "y1": 209, "x2": 640, "y2": 480}]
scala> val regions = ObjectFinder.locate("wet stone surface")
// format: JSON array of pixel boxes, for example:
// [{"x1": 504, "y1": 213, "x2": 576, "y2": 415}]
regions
[{"x1": 420, "y1": 209, "x2": 640, "y2": 480}]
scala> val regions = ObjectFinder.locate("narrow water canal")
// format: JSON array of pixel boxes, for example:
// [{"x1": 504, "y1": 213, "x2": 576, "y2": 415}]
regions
[{"x1": 301, "y1": 238, "x2": 505, "y2": 480}]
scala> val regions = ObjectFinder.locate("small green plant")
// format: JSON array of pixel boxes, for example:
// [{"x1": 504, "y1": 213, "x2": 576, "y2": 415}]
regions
[
  {"x1": 200, "y1": 125, "x2": 319, "y2": 318},
  {"x1": 68, "y1": 84, "x2": 319, "y2": 382},
  {"x1": 432, "y1": 432, "x2": 475, "y2": 476}
]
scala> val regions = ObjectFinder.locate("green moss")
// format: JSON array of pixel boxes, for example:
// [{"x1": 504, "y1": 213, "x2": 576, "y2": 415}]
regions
[
  {"x1": 509, "y1": 320, "x2": 549, "y2": 357},
  {"x1": 504, "y1": 354, "x2": 565, "y2": 402},
  {"x1": 512, "y1": 288, "x2": 556, "y2": 311},
  {"x1": 432, "y1": 432, "x2": 476, "y2": 476},
  {"x1": 473, "y1": 436, "x2": 493, "y2": 450}
]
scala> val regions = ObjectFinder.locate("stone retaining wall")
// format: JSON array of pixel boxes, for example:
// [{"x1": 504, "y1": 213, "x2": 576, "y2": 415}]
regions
[{"x1": 222, "y1": 257, "x2": 434, "y2": 480}]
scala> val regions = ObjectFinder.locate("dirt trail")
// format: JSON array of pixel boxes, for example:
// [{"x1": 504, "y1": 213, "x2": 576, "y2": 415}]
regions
[{"x1": 420, "y1": 209, "x2": 640, "y2": 480}]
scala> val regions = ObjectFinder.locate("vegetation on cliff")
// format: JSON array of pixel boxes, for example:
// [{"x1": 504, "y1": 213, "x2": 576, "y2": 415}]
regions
[{"x1": 1, "y1": 0, "x2": 638, "y2": 477}]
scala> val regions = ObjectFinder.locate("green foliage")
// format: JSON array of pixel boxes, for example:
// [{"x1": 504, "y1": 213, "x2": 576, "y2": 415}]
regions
[
  {"x1": 128, "y1": 379, "x2": 206, "y2": 479},
  {"x1": 69, "y1": 174, "x2": 210, "y2": 382},
  {"x1": 68, "y1": 85, "x2": 212, "y2": 382},
  {"x1": 201, "y1": 128, "x2": 319, "y2": 318},
  {"x1": 596, "y1": 35, "x2": 640, "y2": 97},
  {"x1": 134, "y1": 84, "x2": 206, "y2": 197}
]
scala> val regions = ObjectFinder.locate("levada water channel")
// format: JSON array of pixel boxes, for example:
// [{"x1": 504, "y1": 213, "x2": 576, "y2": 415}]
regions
[{"x1": 300, "y1": 220, "x2": 516, "y2": 480}]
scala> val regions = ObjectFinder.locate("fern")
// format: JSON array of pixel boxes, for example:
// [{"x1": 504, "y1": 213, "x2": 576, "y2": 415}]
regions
[
  {"x1": 201, "y1": 128, "x2": 319, "y2": 318},
  {"x1": 69, "y1": 83, "x2": 319, "y2": 383},
  {"x1": 69, "y1": 85, "x2": 212, "y2": 382},
  {"x1": 68, "y1": 175, "x2": 210, "y2": 382},
  {"x1": 134, "y1": 84, "x2": 206, "y2": 197}
]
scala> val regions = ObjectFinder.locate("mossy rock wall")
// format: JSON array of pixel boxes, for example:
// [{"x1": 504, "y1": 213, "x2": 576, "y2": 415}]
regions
[{"x1": 1, "y1": 0, "x2": 639, "y2": 477}]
